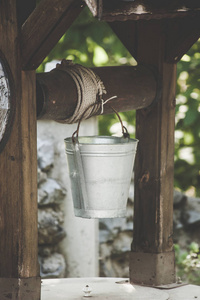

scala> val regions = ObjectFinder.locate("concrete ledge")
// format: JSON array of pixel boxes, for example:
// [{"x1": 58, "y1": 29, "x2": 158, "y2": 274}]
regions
[
  {"x1": 41, "y1": 278, "x2": 200, "y2": 299},
  {"x1": 129, "y1": 251, "x2": 176, "y2": 286}
]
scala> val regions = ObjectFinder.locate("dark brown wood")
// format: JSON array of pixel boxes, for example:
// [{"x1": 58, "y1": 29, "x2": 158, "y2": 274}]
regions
[
  {"x1": 111, "y1": 19, "x2": 176, "y2": 285},
  {"x1": 16, "y1": 0, "x2": 36, "y2": 27},
  {"x1": 0, "y1": 1, "x2": 40, "y2": 298},
  {"x1": 133, "y1": 20, "x2": 176, "y2": 255},
  {"x1": 130, "y1": 252, "x2": 175, "y2": 286},
  {"x1": 109, "y1": 21, "x2": 137, "y2": 60},
  {"x1": 36, "y1": 65, "x2": 157, "y2": 122},
  {"x1": 21, "y1": 0, "x2": 84, "y2": 70},
  {"x1": 85, "y1": 0, "x2": 200, "y2": 21},
  {"x1": 0, "y1": 277, "x2": 41, "y2": 300},
  {"x1": 166, "y1": 15, "x2": 200, "y2": 63}
]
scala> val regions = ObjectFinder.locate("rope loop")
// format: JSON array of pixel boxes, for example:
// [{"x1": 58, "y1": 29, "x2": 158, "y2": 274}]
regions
[{"x1": 56, "y1": 59, "x2": 107, "y2": 124}]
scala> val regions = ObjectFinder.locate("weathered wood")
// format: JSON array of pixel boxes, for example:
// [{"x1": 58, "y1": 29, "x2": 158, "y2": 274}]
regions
[
  {"x1": 16, "y1": 0, "x2": 36, "y2": 27},
  {"x1": 111, "y1": 20, "x2": 176, "y2": 285},
  {"x1": 166, "y1": 16, "x2": 200, "y2": 63},
  {"x1": 21, "y1": 0, "x2": 84, "y2": 70},
  {"x1": 85, "y1": 0, "x2": 200, "y2": 21},
  {"x1": 133, "y1": 20, "x2": 176, "y2": 254},
  {"x1": 0, "y1": 277, "x2": 41, "y2": 300},
  {"x1": 0, "y1": 1, "x2": 40, "y2": 299},
  {"x1": 36, "y1": 65, "x2": 157, "y2": 122},
  {"x1": 109, "y1": 21, "x2": 137, "y2": 61}
]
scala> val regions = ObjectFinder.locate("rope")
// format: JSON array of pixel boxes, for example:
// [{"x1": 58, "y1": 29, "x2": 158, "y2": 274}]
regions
[{"x1": 56, "y1": 59, "x2": 115, "y2": 124}]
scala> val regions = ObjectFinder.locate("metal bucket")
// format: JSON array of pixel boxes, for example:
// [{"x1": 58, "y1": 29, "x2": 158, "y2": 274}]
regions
[{"x1": 64, "y1": 135, "x2": 138, "y2": 218}]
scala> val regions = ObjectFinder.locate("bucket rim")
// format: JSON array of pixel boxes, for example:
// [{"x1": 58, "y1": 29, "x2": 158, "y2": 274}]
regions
[{"x1": 64, "y1": 135, "x2": 138, "y2": 146}]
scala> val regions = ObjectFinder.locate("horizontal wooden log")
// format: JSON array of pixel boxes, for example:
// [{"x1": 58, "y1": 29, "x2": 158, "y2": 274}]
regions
[
  {"x1": 36, "y1": 65, "x2": 158, "y2": 122},
  {"x1": 21, "y1": 0, "x2": 84, "y2": 70},
  {"x1": 85, "y1": 0, "x2": 200, "y2": 21}
]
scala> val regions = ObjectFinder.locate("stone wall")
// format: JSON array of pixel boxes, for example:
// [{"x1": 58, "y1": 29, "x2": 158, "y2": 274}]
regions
[
  {"x1": 37, "y1": 138, "x2": 67, "y2": 278},
  {"x1": 37, "y1": 119, "x2": 99, "y2": 278}
]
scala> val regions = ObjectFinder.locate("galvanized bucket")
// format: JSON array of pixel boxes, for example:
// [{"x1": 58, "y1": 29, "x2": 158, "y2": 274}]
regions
[{"x1": 64, "y1": 108, "x2": 138, "y2": 219}]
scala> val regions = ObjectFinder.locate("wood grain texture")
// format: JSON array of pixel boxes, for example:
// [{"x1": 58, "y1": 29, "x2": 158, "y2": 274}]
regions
[
  {"x1": 21, "y1": 0, "x2": 84, "y2": 70},
  {"x1": 86, "y1": 0, "x2": 200, "y2": 21},
  {"x1": 109, "y1": 21, "x2": 137, "y2": 61},
  {"x1": 165, "y1": 16, "x2": 200, "y2": 63},
  {"x1": 16, "y1": 0, "x2": 36, "y2": 27},
  {"x1": 116, "y1": 19, "x2": 177, "y2": 285},
  {"x1": 0, "y1": 277, "x2": 41, "y2": 300},
  {"x1": 36, "y1": 65, "x2": 157, "y2": 121},
  {"x1": 132, "y1": 20, "x2": 176, "y2": 254},
  {"x1": 0, "y1": 0, "x2": 39, "y2": 282}
]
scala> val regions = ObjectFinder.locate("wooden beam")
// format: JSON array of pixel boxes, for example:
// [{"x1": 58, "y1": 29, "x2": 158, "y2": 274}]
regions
[
  {"x1": 36, "y1": 65, "x2": 157, "y2": 122},
  {"x1": 166, "y1": 15, "x2": 200, "y2": 63},
  {"x1": 21, "y1": 0, "x2": 84, "y2": 70},
  {"x1": 0, "y1": 1, "x2": 40, "y2": 298},
  {"x1": 109, "y1": 21, "x2": 137, "y2": 61},
  {"x1": 85, "y1": 0, "x2": 200, "y2": 21},
  {"x1": 16, "y1": 0, "x2": 36, "y2": 27},
  {"x1": 111, "y1": 19, "x2": 176, "y2": 286},
  {"x1": 131, "y1": 20, "x2": 176, "y2": 285}
]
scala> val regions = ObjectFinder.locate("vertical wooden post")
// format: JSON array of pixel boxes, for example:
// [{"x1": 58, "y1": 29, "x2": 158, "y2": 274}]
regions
[
  {"x1": 110, "y1": 19, "x2": 176, "y2": 285},
  {"x1": 129, "y1": 20, "x2": 176, "y2": 285},
  {"x1": 0, "y1": 1, "x2": 40, "y2": 299}
]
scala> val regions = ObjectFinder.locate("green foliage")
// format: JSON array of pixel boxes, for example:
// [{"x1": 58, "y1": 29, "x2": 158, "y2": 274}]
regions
[
  {"x1": 39, "y1": 7, "x2": 135, "y2": 71},
  {"x1": 175, "y1": 40, "x2": 200, "y2": 196},
  {"x1": 174, "y1": 243, "x2": 200, "y2": 285}
]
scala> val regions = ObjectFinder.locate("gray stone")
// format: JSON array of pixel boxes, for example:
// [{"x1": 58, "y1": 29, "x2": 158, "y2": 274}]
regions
[
  {"x1": 38, "y1": 188, "x2": 48, "y2": 205},
  {"x1": 173, "y1": 190, "x2": 187, "y2": 208},
  {"x1": 38, "y1": 208, "x2": 66, "y2": 245},
  {"x1": 38, "y1": 178, "x2": 66, "y2": 206},
  {"x1": 173, "y1": 209, "x2": 183, "y2": 230},
  {"x1": 38, "y1": 246, "x2": 55, "y2": 258},
  {"x1": 181, "y1": 210, "x2": 200, "y2": 227},
  {"x1": 187, "y1": 196, "x2": 200, "y2": 213},
  {"x1": 37, "y1": 168, "x2": 47, "y2": 184},
  {"x1": 37, "y1": 139, "x2": 55, "y2": 171},
  {"x1": 39, "y1": 253, "x2": 66, "y2": 278},
  {"x1": 111, "y1": 231, "x2": 132, "y2": 254}
]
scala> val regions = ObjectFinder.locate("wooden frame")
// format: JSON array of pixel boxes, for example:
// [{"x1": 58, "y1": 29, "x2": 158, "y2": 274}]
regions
[
  {"x1": 21, "y1": 0, "x2": 84, "y2": 70},
  {"x1": 85, "y1": 0, "x2": 200, "y2": 21},
  {"x1": 0, "y1": 0, "x2": 200, "y2": 298},
  {"x1": 36, "y1": 65, "x2": 158, "y2": 121}
]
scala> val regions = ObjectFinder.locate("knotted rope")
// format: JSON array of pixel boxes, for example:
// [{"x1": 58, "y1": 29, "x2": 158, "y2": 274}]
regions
[{"x1": 56, "y1": 60, "x2": 116, "y2": 124}]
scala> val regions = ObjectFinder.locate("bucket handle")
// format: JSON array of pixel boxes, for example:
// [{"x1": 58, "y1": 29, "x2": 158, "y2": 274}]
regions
[{"x1": 72, "y1": 104, "x2": 130, "y2": 142}]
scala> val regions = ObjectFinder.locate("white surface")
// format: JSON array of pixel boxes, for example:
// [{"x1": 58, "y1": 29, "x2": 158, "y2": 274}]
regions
[
  {"x1": 41, "y1": 278, "x2": 169, "y2": 300},
  {"x1": 37, "y1": 119, "x2": 99, "y2": 277},
  {"x1": 168, "y1": 284, "x2": 200, "y2": 299},
  {"x1": 41, "y1": 278, "x2": 200, "y2": 300}
]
